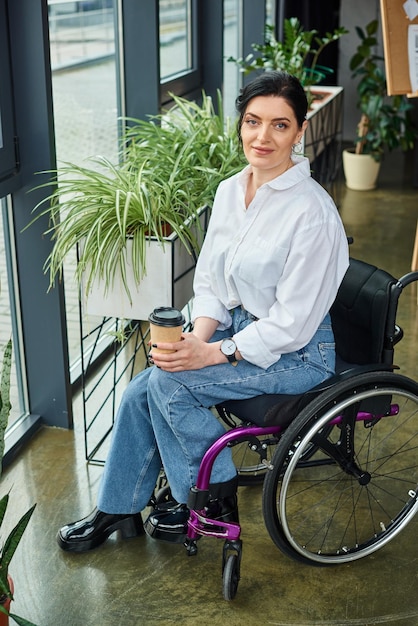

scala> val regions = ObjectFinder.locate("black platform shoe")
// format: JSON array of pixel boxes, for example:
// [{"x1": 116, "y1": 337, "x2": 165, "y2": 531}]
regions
[
  {"x1": 144, "y1": 495, "x2": 238, "y2": 544},
  {"x1": 57, "y1": 508, "x2": 144, "y2": 552}
]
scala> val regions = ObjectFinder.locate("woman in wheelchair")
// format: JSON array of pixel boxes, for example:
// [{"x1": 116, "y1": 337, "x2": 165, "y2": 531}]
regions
[{"x1": 57, "y1": 70, "x2": 349, "y2": 553}]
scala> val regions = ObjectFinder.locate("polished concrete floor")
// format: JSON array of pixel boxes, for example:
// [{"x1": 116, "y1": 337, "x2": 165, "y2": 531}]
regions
[{"x1": 3, "y1": 152, "x2": 418, "y2": 626}]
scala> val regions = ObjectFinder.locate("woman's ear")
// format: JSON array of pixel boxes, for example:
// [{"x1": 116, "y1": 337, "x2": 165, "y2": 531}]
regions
[{"x1": 297, "y1": 119, "x2": 308, "y2": 143}]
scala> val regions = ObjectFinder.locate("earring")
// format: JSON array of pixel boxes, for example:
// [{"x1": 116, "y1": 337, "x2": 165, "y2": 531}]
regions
[{"x1": 292, "y1": 140, "x2": 303, "y2": 155}]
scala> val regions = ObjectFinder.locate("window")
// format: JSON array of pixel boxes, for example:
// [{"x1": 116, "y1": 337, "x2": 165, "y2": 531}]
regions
[
  {"x1": 48, "y1": 0, "x2": 119, "y2": 372},
  {"x1": 0, "y1": 197, "x2": 28, "y2": 431},
  {"x1": 159, "y1": 0, "x2": 200, "y2": 104},
  {"x1": 159, "y1": 0, "x2": 192, "y2": 80},
  {"x1": 0, "y1": 1, "x2": 27, "y2": 435},
  {"x1": 224, "y1": 0, "x2": 241, "y2": 119}
]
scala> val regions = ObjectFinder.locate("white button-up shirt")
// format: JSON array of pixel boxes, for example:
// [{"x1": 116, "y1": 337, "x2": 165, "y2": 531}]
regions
[{"x1": 192, "y1": 156, "x2": 349, "y2": 369}]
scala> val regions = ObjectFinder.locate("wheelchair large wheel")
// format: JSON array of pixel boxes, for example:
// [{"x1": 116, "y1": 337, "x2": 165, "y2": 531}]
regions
[{"x1": 262, "y1": 371, "x2": 418, "y2": 566}]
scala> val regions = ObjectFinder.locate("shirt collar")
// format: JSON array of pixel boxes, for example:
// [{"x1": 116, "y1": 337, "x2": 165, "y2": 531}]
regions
[{"x1": 237, "y1": 155, "x2": 311, "y2": 192}]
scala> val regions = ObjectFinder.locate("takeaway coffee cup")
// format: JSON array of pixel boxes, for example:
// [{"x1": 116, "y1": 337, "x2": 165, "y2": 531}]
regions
[{"x1": 148, "y1": 307, "x2": 186, "y2": 354}]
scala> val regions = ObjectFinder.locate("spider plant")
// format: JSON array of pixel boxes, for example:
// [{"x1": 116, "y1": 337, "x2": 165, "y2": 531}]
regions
[{"x1": 29, "y1": 91, "x2": 244, "y2": 303}]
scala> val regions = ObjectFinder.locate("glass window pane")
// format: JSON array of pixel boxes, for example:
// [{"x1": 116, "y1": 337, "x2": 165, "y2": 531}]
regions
[
  {"x1": 0, "y1": 197, "x2": 28, "y2": 429},
  {"x1": 266, "y1": 0, "x2": 275, "y2": 24},
  {"x1": 159, "y1": 0, "x2": 192, "y2": 79},
  {"x1": 48, "y1": 0, "x2": 118, "y2": 369},
  {"x1": 224, "y1": 0, "x2": 241, "y2": 119},
  {"x1": 49, "y1": 0, "x2": 115, "y2": 69}
]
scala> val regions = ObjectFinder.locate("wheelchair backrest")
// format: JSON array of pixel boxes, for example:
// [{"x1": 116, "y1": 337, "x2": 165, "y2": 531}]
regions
[{"x1": 330, "y1": 258, "x2": 397, "y2": 366}]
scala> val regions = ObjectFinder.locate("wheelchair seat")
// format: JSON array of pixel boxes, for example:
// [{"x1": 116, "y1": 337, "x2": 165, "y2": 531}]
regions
[{"x1": 216, "y1": 257, "x2": 399, "y2": 428}]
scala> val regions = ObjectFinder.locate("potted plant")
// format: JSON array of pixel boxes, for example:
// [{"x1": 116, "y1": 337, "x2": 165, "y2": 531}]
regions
[
  {"x1": 0, "y1": 338, "x2": 36, "y2": 626},
  {"x1": 342, "y1": 19, "x2": 417, "y2": 190},
  {"x1": 30, "y1": 91, "x2": 244, "y2": 320},
  {"x1": 228, "y1": 18, "x2": 348, "y2": 106}
]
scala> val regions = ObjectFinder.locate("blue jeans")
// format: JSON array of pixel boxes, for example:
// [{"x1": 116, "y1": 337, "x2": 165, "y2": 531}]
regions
[{"x1": 97, "y1": 310, "x2": 335, "y2": 513}]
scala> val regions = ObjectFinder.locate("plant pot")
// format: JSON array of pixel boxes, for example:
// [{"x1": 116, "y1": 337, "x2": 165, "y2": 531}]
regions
[
  {"x1": 342, "y1": 149, "x2": 381, "y2": 191},
  {"x1": 83, "y1": 206, "x2": 208, "y2": 321},
  {"x1": 0, "y1": 576, "x2": 14, "y2": 626}
]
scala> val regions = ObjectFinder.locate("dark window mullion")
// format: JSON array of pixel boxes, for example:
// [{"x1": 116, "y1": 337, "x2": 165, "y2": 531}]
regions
[{"x1": 0, "y1": 0, "x2": 18, "y2": 184}]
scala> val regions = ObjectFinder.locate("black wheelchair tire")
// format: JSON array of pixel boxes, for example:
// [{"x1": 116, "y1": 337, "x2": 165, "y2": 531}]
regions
[{"x1": 222, "y1": 554, "x2": 240, "y2": 600}]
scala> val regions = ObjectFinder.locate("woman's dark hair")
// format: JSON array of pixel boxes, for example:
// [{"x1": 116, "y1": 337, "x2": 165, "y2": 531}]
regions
[{"x1": 235, "y1": 71, "x2": 308, "y2": 143}]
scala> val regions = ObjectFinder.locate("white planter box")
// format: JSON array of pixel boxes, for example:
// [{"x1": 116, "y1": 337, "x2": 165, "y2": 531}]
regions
[{"x1": 82, "y1": 207, "x2": 208, "y2": 321}]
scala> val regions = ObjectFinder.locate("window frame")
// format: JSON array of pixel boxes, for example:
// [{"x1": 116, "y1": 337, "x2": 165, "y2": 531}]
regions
[{"x1": 0, "y1": 0, "x2": 18, "y2": 187}]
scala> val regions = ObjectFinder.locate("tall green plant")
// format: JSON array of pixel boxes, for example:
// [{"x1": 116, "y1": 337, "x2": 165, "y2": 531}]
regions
[
  {"x1": 29, "y1": 91, "x2": 244, "y2": 302},
  {"x1": 228, "y1": 19, "x2": 347, "y2": 103},
  {"x1": 350, "y1": 20, "x2": 417, "y2": 161}
]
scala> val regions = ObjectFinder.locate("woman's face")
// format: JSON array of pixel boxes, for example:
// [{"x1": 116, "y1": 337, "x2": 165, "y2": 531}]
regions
[{"x1": 240, "y1": 95, "x2": 307, "y2": 179}]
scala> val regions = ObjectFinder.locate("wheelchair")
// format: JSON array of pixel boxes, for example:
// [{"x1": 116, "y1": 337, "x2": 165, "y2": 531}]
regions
[{"x1": 179, "y1": 257, "x2": 418, "y2": 600}]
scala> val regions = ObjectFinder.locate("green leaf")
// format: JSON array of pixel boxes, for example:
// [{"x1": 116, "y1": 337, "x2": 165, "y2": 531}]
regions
[
  {"x1": 9, "y1": 614, "x2": 38, "y2": 626},
  {"x1": 366, "y1": 19, "x2": 379, "y2": 36},
  {"x1": 1, "y1": 504, "x2": 36, "y2": 572}
]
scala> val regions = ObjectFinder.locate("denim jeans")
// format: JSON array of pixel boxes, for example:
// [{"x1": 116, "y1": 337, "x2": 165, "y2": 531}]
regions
[{"x1": 97, "y1": 310, "x2": 335, "y2": 513}]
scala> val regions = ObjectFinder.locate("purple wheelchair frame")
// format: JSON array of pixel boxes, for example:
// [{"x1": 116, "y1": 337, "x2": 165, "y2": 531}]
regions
[
  {"x1": 184, "y1": 404, "x2": 400, "y2": 552},
  {"x1": 186, "y1": 424, "x2": 281, "y2": 547}
]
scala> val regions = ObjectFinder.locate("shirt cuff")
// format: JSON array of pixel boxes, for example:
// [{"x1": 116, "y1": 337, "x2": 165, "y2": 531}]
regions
[
  {"x1": 191, "y1": 296, "x2": 233, "y2": 331},
  {"x1": 234, "y1": 323, "x2": 280, "y2": 370}
]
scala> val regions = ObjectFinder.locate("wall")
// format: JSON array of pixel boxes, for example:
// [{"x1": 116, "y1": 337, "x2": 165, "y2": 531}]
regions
[{"x1": 338, "y1": 0, "x2": 382, "y2": 141}]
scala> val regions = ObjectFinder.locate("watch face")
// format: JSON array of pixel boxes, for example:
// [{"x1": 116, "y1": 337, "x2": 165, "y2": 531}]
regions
[{"x1": 222, "y1": 338, "x2": 236, "y2": 356}]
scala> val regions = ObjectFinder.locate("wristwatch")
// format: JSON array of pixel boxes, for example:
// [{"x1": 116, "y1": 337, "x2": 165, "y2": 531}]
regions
[{"x1": 220, "y1": 338, "x2": 238, "y2": 366}]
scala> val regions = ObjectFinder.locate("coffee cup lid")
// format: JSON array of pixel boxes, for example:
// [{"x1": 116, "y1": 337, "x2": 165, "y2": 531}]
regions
[{"x1": 148, "y1": 307, "x2": 185, "y2": 327}]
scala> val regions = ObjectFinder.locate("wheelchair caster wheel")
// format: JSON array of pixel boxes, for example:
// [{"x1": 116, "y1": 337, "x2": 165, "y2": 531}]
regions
[
  {"x1": 222, "y1": 554, "x2": 240, "y2": 600},
  {"x1": 184, "y1": 537, "x2": 198, "y2": 556}
]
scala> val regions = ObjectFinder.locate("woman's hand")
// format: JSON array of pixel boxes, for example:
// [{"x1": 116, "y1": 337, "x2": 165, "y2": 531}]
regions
[{"x1": 149, "y1": 333, "x2": 225, "y2": 372}]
